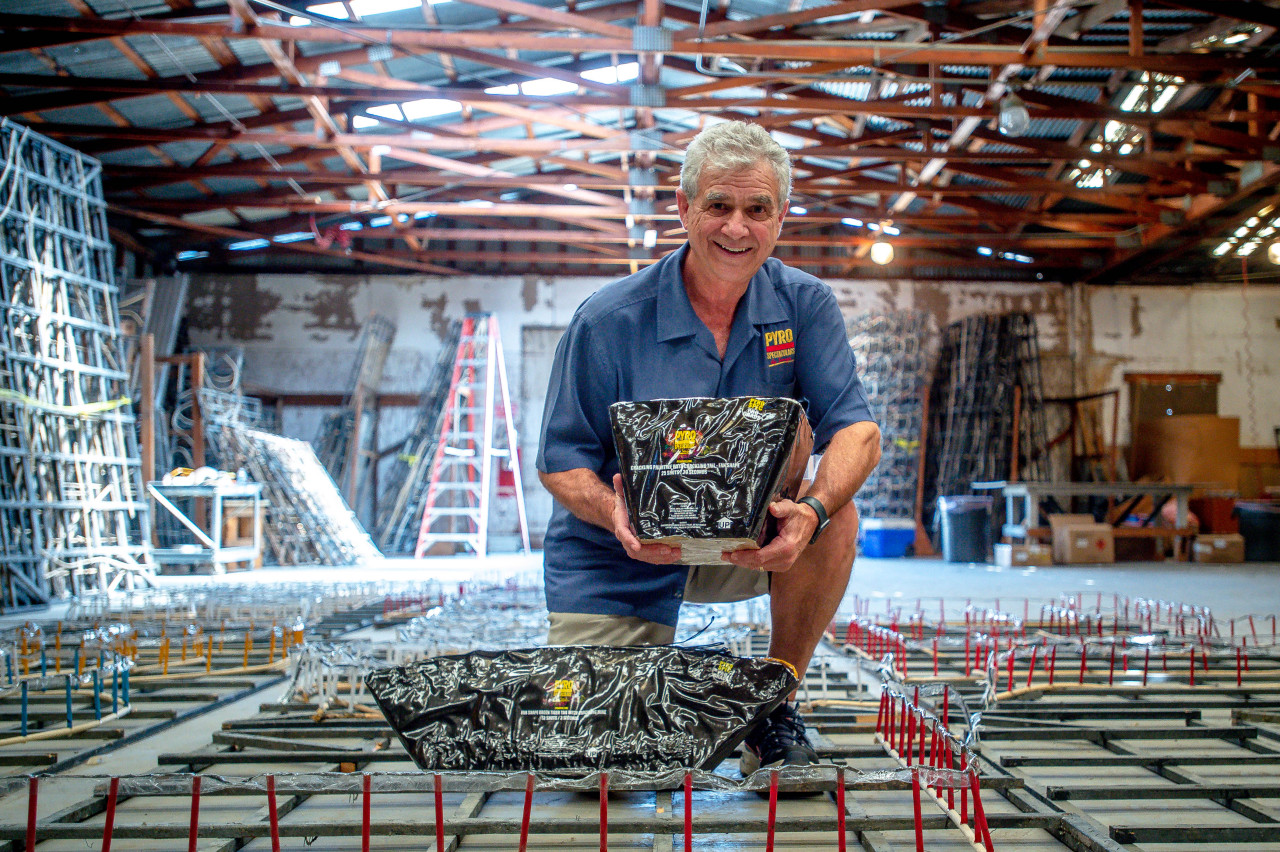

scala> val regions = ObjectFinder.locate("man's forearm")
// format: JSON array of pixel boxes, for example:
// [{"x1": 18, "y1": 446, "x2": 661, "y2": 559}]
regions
[
  {"x1": 804, "y1": 421, "x2": 882, "y2": 512},
  {"x1": 538, "y1": 468, "x2": 618, "y2": 530}
]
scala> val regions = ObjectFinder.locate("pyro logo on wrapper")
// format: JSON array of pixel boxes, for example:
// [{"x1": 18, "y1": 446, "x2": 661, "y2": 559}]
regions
[
  {"x1": 666, "y1": 428, "x2": 701, "y2": 463},
  {"x1": 763, "y1": 327, "x2": 795, "y2": 367},
  {"x1": 544, "y1": 679, "x2": 580, "y2": 710}
]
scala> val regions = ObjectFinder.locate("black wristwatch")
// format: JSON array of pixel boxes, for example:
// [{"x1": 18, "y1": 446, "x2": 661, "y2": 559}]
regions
[{"x1": 797, "y1": 496, "x2": 830, "y2": 545}]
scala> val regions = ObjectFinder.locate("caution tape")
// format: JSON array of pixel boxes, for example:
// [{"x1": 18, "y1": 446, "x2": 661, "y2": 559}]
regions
[{"x1": 0, "y1": 389, "x2": 132, "y2": 418}]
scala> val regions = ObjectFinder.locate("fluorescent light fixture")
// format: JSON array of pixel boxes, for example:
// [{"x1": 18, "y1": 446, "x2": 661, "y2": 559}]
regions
[
  {"x1": 460, "y1": 199, "x2": 495, "y2": 207},
  {"x1": 484, "y1": 84, "x2": 520, "y2": 96},
  {"x1": 977, "y1": 246, "x2": 993, "y2": 256},
  {"x1": 581, "y1": 62, "x2": 639, "y2": 84},
  {"x1": 370, "y1": 144, "x2": 392, "y2": 155},
  {"x1": 1223, "y1": 32, "x2": 1250, "y2": 44},
  {"x1": 563, "y1": 184, "x2": 578, "y2": 192},
  {"x1": 841, "y1": 217, "x2": 863, "y2": 227},
  {"x1": 867, "y1": 222, "x2": 880, "y2": 231},
  {"x1": 414, "y1": 210, "x2": 436, "y2": 219},
  {"x1": 369, "y1": 215, "x2": 392, "y2": 227},
  {"x1": 643, "y1": 229, "x2": 657, "y2": 248},
  {"x1": 789, "y1": 206, "x2": 807, "y2": 215},
  {"x1": 401, "y1": 98, "x2": 460, "y2": 120},
  {"x1": 176, "y1": 250, "x2": 208, "y2": 261},
  {"x1": 625, "y1": 214, "x2": 635, "y2": 229},
  {"x1": 1211, "y1": 241, "x2": 1232, "y2": 257},
  {"x1": 228, "y1": 238, "x2": 270, "y2": 251},
  {"x1": 1268, "y1": 242, "x2": 1280, "y2": 264},
  {"x1": 882, "y1": 225, "x2": 900, "y2": 236},
  {"x1": 340, "y1": 222, "x2": 363, "y2": 230},
  {"x1": 274, "y1": 232, "x2": 313, "y2": 243},
  {"x1": 869, "y1": 241, "x2": 894, "y2": 265}
]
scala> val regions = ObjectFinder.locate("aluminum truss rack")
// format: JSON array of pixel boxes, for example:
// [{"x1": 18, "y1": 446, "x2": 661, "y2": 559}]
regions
[
  {"x1": 922, "y1": 312, "x2": 1051, "y2": 532},
  {"x1": 314, "y1": 313, "x2": 395, "y2": 507},
  {"x1": 207, "y1": 426, "x2": 381, "y2": 566},
  {"x1": 0, "y1": 119, "x2": 150, "y2": 606},
  {"x1": 848, "y1": 310, "x2": 932, "y2": 521}
]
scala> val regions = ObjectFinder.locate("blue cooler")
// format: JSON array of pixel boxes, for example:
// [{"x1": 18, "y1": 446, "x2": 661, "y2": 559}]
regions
[{"x1": 859, "y1": 518, "x2": 916, "y2": 558}]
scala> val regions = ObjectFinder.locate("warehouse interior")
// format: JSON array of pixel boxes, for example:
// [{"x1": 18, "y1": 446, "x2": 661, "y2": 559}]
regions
[{"x1": 3, "y1": 0, "x2": 1280, "y2": 849}]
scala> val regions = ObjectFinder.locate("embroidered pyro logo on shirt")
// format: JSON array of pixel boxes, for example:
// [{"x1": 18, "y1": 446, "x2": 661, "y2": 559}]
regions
[{"x1": 763, "y1": 327, "x2": 795, "y2": 367}]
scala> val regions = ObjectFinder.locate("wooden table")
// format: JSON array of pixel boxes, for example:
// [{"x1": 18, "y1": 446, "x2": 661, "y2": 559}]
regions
[{"x1": 972, "y1": 480, "x2": 1196, "y2": 546}]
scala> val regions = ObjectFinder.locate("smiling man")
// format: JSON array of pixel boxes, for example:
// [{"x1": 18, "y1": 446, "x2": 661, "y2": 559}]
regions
[{"x1": 537, "y1": 120, "x2": 881, "y2": 774}]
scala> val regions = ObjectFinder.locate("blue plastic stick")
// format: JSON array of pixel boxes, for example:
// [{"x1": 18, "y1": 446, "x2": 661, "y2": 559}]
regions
[
  {"x1": 5, "y1": 653, "x2": 12, "y2": 685},
  {"x1": 65, "y1": 676, "x2": 73, "y2": 728},
  {"x1": 92, "y1": 669, "x2": 101, "y2": 720},
  {"x1": 122, "y1": 669, "x2": 130, "y2": 706},
  {"x1": 112, "y1": 665, "x2": 119, "y2": 714},
  {"x1": 40, "y1": 649, "x2": 46, "y2": 677},
  {"x1": 72, "y1": 646, "x2": 79, "y2": 679},
  {"x1": 20, "y1": 681, "x2": 28, "y2": 737}
]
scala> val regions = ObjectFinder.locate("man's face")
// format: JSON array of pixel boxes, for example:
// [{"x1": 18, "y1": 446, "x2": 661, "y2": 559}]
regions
[{"x1": 676, "y1": 160, "x2": 786, "y2": 290}]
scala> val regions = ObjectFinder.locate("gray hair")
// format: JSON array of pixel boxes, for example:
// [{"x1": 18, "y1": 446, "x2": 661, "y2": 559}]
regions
[{"x1": 680, "y1": 120, "x2": 792, "y2": 205}]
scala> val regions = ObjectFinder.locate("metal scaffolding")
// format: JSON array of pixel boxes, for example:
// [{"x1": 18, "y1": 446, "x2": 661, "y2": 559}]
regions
[{"x1": 0, "y1": 119, "x2": 150, "y2": 606}]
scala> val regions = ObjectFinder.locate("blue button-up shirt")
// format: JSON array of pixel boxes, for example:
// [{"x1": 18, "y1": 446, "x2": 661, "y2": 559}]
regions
[{"x1": 537, "y1": 244, "x2": 875, "y2": 626}]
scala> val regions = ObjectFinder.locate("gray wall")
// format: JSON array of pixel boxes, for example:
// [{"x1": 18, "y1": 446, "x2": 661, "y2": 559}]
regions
[{"x1": 182, "y1": 271, "x2": 1279, "y2": 544}]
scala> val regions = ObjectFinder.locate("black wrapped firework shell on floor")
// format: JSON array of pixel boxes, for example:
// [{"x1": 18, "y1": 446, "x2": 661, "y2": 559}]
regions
[
  {"x1": 364, "y1": 645, "x2": 799, "y2": 774},
  {"x1": 610, "y1": 397, "x2": 810, "y2": 564}
]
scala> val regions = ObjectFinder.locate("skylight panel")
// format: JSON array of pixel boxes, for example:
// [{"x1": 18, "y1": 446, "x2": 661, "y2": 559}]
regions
[
  {"x1": 400, "y1": 98, "x2": 461, "y2": 119},
  {"x1": 581, "y1": 62, "x2": 639, "y2": 84}
]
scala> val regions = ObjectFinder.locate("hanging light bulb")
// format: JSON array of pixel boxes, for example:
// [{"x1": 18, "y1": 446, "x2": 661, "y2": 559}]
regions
[
  {"x1": 869, "y1": 240, "x2": 894, "y2": 265},
  {"x1": 998, "y1": 91, "x2": 1031, "y2": 137},
  {"x1": 1267, "y1": 241, "x2": 1280, "y2": 265}
]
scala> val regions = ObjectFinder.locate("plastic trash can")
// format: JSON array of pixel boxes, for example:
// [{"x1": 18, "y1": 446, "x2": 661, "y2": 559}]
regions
[
  {"x1": 1234, "y1": 501, "x2": 1280, "y2": 562},
  {"x1": 938, "y1": 496, "x2": 993, "y2": 563}
]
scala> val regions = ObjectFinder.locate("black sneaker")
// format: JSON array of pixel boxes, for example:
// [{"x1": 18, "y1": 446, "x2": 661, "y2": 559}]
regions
[{"x1": 739, "y1": 701, "x2": 818, "y2": 776}]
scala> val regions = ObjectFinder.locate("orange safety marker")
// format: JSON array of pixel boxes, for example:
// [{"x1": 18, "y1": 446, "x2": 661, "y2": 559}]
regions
[
  {"x1": 269, "y1": 631, "x2": 277, "y2": 664},
  {"x1": 244, "y1": 635, "x2": 253, "y2": 668},
  {"x1": 206, "y1": 636, "x2": 213, "y2": 674}
]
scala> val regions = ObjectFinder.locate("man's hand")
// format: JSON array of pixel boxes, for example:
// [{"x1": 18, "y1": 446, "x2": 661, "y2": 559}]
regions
[
  {"x1": 723, "y1": 498, "x2": 819, "y2": 573},
  {"x1": 611, "y1": 473, "x2": 683, "y2": 564}
]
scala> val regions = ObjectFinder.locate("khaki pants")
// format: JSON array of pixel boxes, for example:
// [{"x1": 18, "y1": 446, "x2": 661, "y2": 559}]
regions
[{"x1": 547, "y1": 563, "x2": 770, "y2": 645}]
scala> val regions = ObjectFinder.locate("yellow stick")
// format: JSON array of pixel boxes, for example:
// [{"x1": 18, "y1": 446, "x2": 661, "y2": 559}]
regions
[{"x1": 0, "y1": 707, "x2": 133, "y2": 747}]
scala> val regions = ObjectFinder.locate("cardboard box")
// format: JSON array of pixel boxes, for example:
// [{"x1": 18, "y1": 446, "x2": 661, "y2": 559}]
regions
[
  {"x1": 1192, "y1": 533, "x2": 1245, "y2": 563},
  {"x1": 1130, "y1": 414, "x2": 1240, "y2": 490},
  {"x1": 1049, "y1": 514, "x2": 1116, "y2": 563},
  {"x1": 994, "y1": 542, "x2": 1053, "y2": 568}
]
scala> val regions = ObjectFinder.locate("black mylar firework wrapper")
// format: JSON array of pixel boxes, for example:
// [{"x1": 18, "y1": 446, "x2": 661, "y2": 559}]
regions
[
  {"x1": 610, "y1": 397, "x2": 809, "y2": 565},
  {"x1": 364, "y1": 645, "x2": 798, "y2": 774}
]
